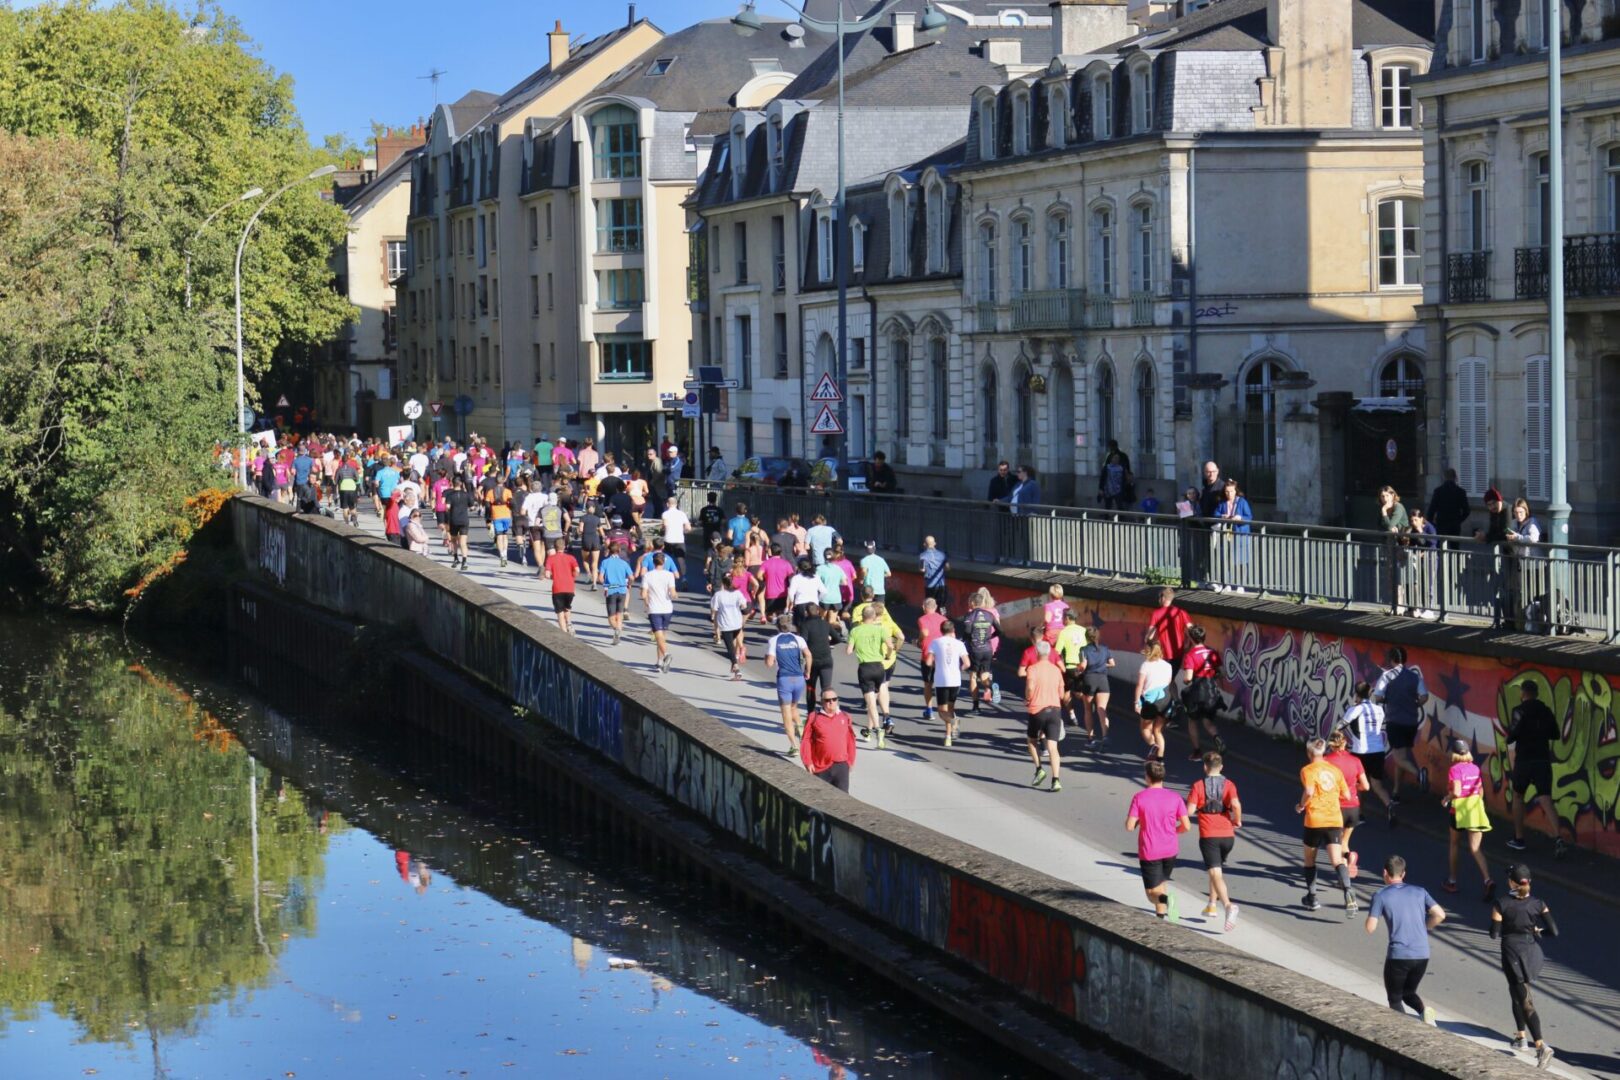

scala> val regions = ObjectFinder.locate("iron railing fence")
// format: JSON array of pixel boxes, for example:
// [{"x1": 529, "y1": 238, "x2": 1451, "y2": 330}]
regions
[{"x1": 676, "y1": 481, "x2": 1619, "y2": 639}]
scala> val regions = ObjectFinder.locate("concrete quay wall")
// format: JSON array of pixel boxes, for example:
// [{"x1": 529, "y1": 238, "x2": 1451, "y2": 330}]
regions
[{"x1": 230, "y1": 495, "x2": 1540, "y2": 1079}]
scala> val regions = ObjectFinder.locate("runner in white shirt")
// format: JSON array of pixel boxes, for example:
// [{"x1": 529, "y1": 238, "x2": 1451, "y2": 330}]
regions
[
  {"x1": 409, "y1": 449, "x2": 429, "y2": 480},
  {"x1": 927, "y1": 621, "x2": 972, "y2": 746},
  {"x1": 640, "y1": 552, "x2": 679, "y2": 673},
  {"x1": 659, "y1": 497, "x2": 693, "y2": 578},
  {"x1": 710, "y1": 576, "x2": 750, "y2": 681},
  {"x1": 519, "y1": 486, "x2": 550, "y2": 567}
]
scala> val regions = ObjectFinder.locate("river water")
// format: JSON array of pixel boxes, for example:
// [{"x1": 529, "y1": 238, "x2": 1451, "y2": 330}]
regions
[{"x1": 0, "y1": 616, "x2": 1141, "y2": 1079}]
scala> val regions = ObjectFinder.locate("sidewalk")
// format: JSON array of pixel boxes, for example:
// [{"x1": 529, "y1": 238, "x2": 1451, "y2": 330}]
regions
[{"x1": 352, "y1": 509, "x2": 1616, "y2": 1079}]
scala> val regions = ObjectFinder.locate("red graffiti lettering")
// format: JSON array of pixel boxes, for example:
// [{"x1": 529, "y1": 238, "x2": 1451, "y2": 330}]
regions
[{"x1": 945, "y1": 877, "x2": 1082, "y2": 1015}]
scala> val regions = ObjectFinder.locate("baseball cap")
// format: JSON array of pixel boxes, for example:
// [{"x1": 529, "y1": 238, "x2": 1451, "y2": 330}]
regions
[
  {"x1": 667, "y1": 446, "x2": 678, "y2": 456},
  {"x1": 1507, "y1": 863, "x2": 1532, "y2": 884},
  {"x1": 1449, "y1": 737, "x2": 1471, "y2": 756},
  {"x1": 864, "y1": 540, "x2": 877, "y2": 550}
]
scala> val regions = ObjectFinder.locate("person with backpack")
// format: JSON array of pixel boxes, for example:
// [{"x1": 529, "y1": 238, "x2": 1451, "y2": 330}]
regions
[
  {"x1": 1373, "y1": 646, "x2": 1430, "y2": 803},
  {"x1": 962, "y1": 588, "x2": 1002, "y2": 713},
  {"x1": 537, "y1": 493, "x2": 569, "y2": 576},
  {"x1": 1186, "y1": 751, "x2": 1242, "y2": 932},
  {"x1": 485, "y1": 475, "x2": 515, "y2": 568},
  {"x1": 1179, "y1": 625, "x2": 1226, "y2": 759}
]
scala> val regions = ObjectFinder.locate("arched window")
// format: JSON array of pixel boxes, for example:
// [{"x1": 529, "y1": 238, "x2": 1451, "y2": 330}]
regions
[
  {"x1": 981, "y1": 365, "x2": 999, "y2": 447},
  {"x1": 1014, "y1": 362, "x2": 1034, "y2": 447},
  {"x1": 1089, "y1": 208, "x2": 1113, "y2": 295},
  {"x1": 591, "y1": 104, "x2": 640, "y2": 180},
  {"x1": 1012, "y1": 90, "x2": 1032, "y2": 155},
  {"x1": 1013, "y1": 217, "x2": 1033, "y2": 295},
  {"x1": 1134, "y1": 361, "x2": 1155, "y2": 467},
  {"x1": 1377, "y1": 353, "x2": 1425, "y2": 406},
  {"x1": 1094, "y1": 362, "x2": 1116, "y2": 447},
  {"x1": 1131, "y1": 204, "x2": 1153, "y2": 292},
  {"x1": 978, "y1": 96, "x2": 997, "y2": 160},
  {"x1": 889, "y1": 187, "x2": 909, "y2": 277},
  {"x1": 1376, "y1": 197, "x2": 1422, "y2": 287},
  {"x1": 1130, "y1": 63, "x2": 1153, "y2": 133},
  {"x1": 926, "y1": 181, "x2": 947, "y2": 273},
  {"x1": 1092, "y1": 73, "x2": 1113, "y2": 139},
  {"x1": 1243, "y1": 359, "x2": 1285, "y2": 501},
  {"x1": 978, "y1": 222, "x2": 998, "y2": 302},
  {"x1": 893, "y1": 337, "x2": 911, "y2": 437},
  {"x1": 1049, "y1": 212, "x2": 1070, "y2": 289},
  {"x1": 1047, "y1": 85, "x2": 1068, "y2": 148},
  {"x1": 1526, "y1": 353, "x2": 1551, "y2": 501},
  {"x1": 931, "y1": 337, "x2": 949, "y2": 441}
]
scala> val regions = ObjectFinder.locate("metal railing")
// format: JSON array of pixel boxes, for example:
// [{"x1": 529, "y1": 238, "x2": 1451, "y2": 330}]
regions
[
  {"x1": 1011, "y1": 288, "x2": 1084, "y2": 330},
  {"x1": 676, "y1": 481, "x2": 1620, "y2": 640},
  {"x1": 974, "y1": 299, "x2": 999, "y2": 332},
  {"x1": 1562, "y1": 233, "x2": 1620, "y2": 297},
  {"x1": 1516, "y1": 245, "x2": 1549, "y2": 300},
  {"x1": 1087, "y1": 293, "x2": 1114, "y2": 328},
  {"x1": 1129, "y1": 290, "x2": 1154, "y2": 327},
  {"x1": 1446, "y1": 250, "x2": 1491, "y2": 302}
]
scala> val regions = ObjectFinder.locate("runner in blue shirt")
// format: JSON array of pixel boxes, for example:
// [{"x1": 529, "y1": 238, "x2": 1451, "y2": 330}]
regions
[
  {"x1": 727, "y1": 503, "x2": 752, "y2": 548},
  {"x1": 597, "y1": 544, "x2": 634, "y2": 646},
  {"x1": 918, "y1": 535, "x2": 950, "y2": 611},
  {"x1": 859, "y1": 541, "x2": 891, "y2": 603},
  {"x1": 1364, "y1": 854, "x2": 1445, "y2": 1024},
  {"x1": 375, "y1": 461, "x2": 401, "y2": 501}
]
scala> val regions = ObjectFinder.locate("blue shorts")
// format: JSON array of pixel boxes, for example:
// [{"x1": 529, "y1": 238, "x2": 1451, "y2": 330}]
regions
[
  {"x1": 776, "y1": 675, "x2": 806, "y2": 705},
  {"x1": 492, "y1": 518, "x2": 511, "y2": 535},
  {"x1": 648, "y1": 613, "x2": 672, "y2": 632}
]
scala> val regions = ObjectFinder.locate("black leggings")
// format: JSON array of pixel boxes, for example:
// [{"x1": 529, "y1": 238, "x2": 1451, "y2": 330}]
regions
[
  {"x1": 721, "y1": 629, "x2": 741, "y2": 666},
  {"x1": 1382, "y1": 957, "x2": 1428, "y2": 1015},
  {"x1": 1506, "y1": 971, "x2": 1543, "y2": 1042},
  {"x1": 809, "y1": 664, "x2": 836, "y2": 700}
]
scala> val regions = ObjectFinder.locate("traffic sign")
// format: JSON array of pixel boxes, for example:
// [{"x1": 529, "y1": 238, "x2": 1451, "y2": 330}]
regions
[
  {"x1": 809, "y1": 372, "x2": 843, "y2": 402},
  {"x1": 403, "y1": 398, "x2": 423, "y2": 420},
  {"x1": 453, "y1": 395, "x2": 475, "y2": 417},
  {"x1": 809, "y1": 403, "x2": 844, "y2": 436},
  {"x1": 684, "y1": 391, "x2": 700, "y2": 407},
  {"x1": 429, "y1": 401, "x2": 443, "y2": 417},
  {"x1": 683, "y1": 378, "x2": 740, "y2": 390},
  {"x1": 275, "y1": 394, "x2": 290, "y2": 408},
  {"x1": 681, "y1": 402, "x2": 701, "y2": 419},
  {"x1": 240, "y1": 406, "x2": 257, "y2": 429}
]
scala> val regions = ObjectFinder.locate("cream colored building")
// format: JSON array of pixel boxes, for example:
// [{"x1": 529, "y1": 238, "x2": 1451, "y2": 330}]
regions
[{"x1": 1420, "y1": 0, "x2": 1620, "y2": 544}]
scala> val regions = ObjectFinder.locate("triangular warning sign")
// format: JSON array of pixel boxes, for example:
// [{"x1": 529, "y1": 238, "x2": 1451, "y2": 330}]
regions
[
  {"x1": 809, "y1": 403, "x2": 844, "y2": 435},
  {"x1": 809, "y1": 372, "x2": 844, "y2": 402},
  {"x1": 275, "y1": 394, "x2": 290, "y2": 408}
]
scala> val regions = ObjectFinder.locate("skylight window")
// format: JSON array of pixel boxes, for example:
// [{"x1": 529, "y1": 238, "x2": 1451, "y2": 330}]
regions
[
  {"x1": 749, "y1": 58, "x2": 783, "y2": 75},
  {"x1": 647, "y1": 57, "x2": 675, "y2": 76}
]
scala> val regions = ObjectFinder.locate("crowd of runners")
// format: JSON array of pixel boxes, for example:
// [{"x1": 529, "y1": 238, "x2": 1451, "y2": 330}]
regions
[{"x1": 233, "y1": 430, "x2": 1571, "y2": 1070}]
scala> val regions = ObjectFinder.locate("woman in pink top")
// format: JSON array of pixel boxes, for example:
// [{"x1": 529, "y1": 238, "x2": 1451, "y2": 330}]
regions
[
  {"x1": 758, "y1": 548, "x2": 795, "y2": 622},
  {"x1": 1126, "y1": 759, "x2": 1191, "y2": 920},
  {"x1": 1042, "y1": 584, "x2": 1068, "y2": 643},
  {"x1": 1443, "y1": 739, "x2": 1494, "y2": 899},
  {"x1": 432, "y1": 474, "x2": 451, "y2": 549},
  {"x1": 728, "y1": 555, "x2": 755, "y2": 658},
  {"x1": 831, "y1": 544, "x2": 858, "y2": 616}
]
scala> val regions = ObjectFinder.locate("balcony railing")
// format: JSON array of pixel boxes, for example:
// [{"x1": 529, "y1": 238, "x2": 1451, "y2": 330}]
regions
[
  {"x1": 1446, "y1": 250, "x2": 1491, "y2": 302},
  {"x1": 773, "y1": 254, "x2": 786, "y2": 292},
  {"x1": 1516, "y1": 246, "x2": 1548, "y2": 300},
  {"x1": 975, "y1": 299, "x2": 1000, "y2": 332},
  {"x1": 1129, "y1": 291, "x2": 1154, "y2": 327},
  {"x1": 1010, "y1": 289, "x2": 1082, "y2": 331},
  {"x1": 1565, "y1": 233, "x2": 1620, "y2": 297},
  {"x1": 1087, "y1": 293, "x2": 1114, "y2": 328}
]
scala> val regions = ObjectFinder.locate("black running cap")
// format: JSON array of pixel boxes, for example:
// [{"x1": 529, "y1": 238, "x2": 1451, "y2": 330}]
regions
[
  {"x1": 1507, "y1": 863, "x2": 1532, "y2": 884},
  {"x1": 1449, "y1": 738, "x2": 1471, "y2": 756}
]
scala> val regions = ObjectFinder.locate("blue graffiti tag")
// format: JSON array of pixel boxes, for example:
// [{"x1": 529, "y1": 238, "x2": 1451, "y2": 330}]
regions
[{"x1": 508, "y1": 637, "x2": 623, "y2": 759}]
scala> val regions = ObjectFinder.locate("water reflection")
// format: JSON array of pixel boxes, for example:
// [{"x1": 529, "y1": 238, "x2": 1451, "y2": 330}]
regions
[{"x1": 0, "y1": 618, "x2": 1129, "y2": 1078}]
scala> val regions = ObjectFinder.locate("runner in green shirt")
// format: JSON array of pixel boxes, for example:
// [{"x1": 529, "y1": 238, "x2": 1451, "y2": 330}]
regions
[{"x1": 846, "y1": 607, "x2": 896, "y2": 748}]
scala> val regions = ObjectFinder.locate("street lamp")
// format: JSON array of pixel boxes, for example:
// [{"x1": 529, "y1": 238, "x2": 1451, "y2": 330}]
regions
[
  {"x1": 234, "y1": 164, "x2": 338, "y2": 488},
  {"x1": 184, "y1": 186, "x2": 263, "y2": 310},
  {"x1": 732, "y1": 0, "x2": 946, "y2": 467},
  {"x1": 1547, "y1": 10, "x2": 1570, "y2": 549}
]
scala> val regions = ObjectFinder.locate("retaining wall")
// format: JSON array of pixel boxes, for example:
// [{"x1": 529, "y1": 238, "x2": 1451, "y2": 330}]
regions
[{"x1": 229, "y1": 495, "x2": 1540, "y2": 1079}]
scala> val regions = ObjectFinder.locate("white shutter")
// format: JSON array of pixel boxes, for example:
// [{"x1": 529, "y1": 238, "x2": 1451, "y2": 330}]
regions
[
  {"x1": 1456, "y1": 357, "x2": 1490, "y2": 495},
  {"x1": 1524, "y1": 354, "x2": 1551, "y2": 502}
]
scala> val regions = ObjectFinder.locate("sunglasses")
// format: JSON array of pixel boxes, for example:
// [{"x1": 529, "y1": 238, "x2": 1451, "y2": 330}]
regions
[{"x1": 820, "y1": 696, "x2": 839, "y2": 703}]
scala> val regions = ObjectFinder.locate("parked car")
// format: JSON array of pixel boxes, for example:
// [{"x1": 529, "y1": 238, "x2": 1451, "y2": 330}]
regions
[{"x1": 736, "y1": 456, "x2": 807, "y2": 486}]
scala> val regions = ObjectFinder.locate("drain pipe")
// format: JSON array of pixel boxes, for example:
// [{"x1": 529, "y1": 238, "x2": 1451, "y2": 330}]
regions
[
  {"x1": 1435, "y1": 95, "x2": 1450, "y2": 485},
  {"x1": 1187, "y1": 144, "x2": 1198, "y2": 380}
]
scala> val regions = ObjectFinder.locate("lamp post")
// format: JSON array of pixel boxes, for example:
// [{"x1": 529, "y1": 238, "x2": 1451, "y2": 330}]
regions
[
  {"x1": 1547, "y1": 8, "x2": 1571, "y2": 549},
  {"x1": 733, "y1": 0, "x2": 946, "y2": 468},
  {"x1": 234, "y1": 165, "x2": 338, "y2": 488},
  {"x1": 184, "y1": 186, "x2": 263, "y2": 310}
]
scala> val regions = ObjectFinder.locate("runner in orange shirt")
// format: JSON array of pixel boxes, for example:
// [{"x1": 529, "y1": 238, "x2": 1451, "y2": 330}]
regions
[
  {"x1": 1296, "y1": 737, "x2": 1357, "y2": 917},
  {"x1": 1024, "y1": 641, "x2": 1065, "y2": 793}
]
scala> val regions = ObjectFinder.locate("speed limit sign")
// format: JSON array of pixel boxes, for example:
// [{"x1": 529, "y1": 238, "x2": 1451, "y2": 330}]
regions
[{"x1": 403, "y1": 399, "x2": 423, "y2": 420}]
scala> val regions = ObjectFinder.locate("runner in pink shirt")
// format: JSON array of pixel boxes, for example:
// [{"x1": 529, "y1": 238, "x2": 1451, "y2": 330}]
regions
[
  {"x1": 916, "y1": 598, "x2": 947, "y2": 720},
  {"x1": 758, "y1": 544, "x2": 796, "y2": 623},
  {"x1": 1042, "y1": 584, "x2": 1068, "y2": 643},
  {"x1": 1126, "y1": 759, "x2": 1192, "y2": 920}
]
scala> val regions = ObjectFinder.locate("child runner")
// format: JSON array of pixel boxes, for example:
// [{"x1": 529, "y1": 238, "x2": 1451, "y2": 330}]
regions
[
  {"x1": 1126, "y1": 759, "x2": 1191, "y2": 921},
  {"x1": 1186, "y1": 751, "x2": 1242, "y2": 931}
]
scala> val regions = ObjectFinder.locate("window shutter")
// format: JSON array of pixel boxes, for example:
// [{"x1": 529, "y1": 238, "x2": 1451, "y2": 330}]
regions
[
  {"x1": 1524, "y1": 354, "x2": 1551, "y2": 501},
  {"x1": 1456, "y1": 357, "x2": 1489, "y2": 495}
]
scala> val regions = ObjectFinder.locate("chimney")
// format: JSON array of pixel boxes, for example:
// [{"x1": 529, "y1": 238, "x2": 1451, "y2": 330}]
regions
[
  {"x1": 1049, "y1": 0, "x2": 1129, "y2": 57},
  {"x1": 985, "y1": 37, "x2": 1022, "y2": 66},
  {"x1": 891, "y1": 10, "x2": 916, "y2": 52},
  {"x1": 627, "y1": 3, "x2": 637, "y2": 26},
  {"x1": 375, "y1": 124, "x2": 427, "y2": 172},
  {"x1": 1265, "y1": 0, "x2": 1352, "y2": 128},
  {"x1": 548, "y1": 20, "x2": 570, "y2": 71}
]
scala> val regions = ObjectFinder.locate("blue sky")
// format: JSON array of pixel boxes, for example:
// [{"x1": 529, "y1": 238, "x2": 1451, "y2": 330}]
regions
[{"x1": 222, "y1": 0, "x2": 737, "y2": 145}]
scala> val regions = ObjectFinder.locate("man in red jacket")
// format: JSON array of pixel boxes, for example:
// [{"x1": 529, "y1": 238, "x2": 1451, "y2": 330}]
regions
[{"x1": 801, "y1": 691, "x2": 858, "y2": 792}]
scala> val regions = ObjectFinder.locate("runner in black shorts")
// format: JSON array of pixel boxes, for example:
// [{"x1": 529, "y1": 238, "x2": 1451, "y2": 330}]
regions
[
  {"x1": 1026, "y1": 707, "x2": 1062, "y2": 745},
  {"x1": 857, "y1": 662, "x2": 886, "y2": 696}
]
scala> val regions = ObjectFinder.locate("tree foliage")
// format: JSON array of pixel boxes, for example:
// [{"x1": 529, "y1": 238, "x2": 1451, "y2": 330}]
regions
[{"x1": 0, "y1": 1, "x2": 354, "y2": 610}]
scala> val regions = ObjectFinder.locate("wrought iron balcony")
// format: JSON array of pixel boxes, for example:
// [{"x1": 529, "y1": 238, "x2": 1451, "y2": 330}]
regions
[
  {"x1": 1566, "y1": 233, "x2": 1620, "y2": 298},
  {"x1": 1515, "y1": 246, "x2": 1548, "y2": 300},
  {"x1": 1446, "y1": 250, "x2": 1491, "y2": 302},
  {"x1": 1009, "y1": 289, "x2": 1083, "y2": 331}
]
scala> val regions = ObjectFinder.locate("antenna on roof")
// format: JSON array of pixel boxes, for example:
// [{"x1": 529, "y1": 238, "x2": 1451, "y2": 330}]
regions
[{"x1": 418, "y1": 68, "x2": 448, "y2": 104}]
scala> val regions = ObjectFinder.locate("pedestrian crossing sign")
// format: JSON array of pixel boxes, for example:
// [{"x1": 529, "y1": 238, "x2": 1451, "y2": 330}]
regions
[
  {"x1": 809, "y1": 403, "x2": 844, "y2": 435},
  {"x1": 809, "y1": 372, "x2": 844, "y2": 402}
]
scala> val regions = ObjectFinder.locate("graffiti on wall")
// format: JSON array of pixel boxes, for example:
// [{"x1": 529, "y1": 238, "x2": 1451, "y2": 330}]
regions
[
  {"x1": 258, "y1": 517, "x2": 286, "y2": 585},
  {"x1": 509, "y1": 636, "x2": 624, "y2": 760},
  {"x1": 946, "y1": 877, "x2": 1084, "y2": 1016},
  {"x1": 1488, "y1": 670, "x2": 1620, "y2": 841},
  {"x1": 1221, "y1": 623, "x2": 1359, "y2": 743}
]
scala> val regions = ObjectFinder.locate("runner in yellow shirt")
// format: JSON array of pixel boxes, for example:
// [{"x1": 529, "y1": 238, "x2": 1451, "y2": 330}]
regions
[
  {"x1": 1053, "y1": 608, "x2": 1086, "y2": 732},
  {"x1": 846, "y1": 606, "x2": 897, "y2": 748}
]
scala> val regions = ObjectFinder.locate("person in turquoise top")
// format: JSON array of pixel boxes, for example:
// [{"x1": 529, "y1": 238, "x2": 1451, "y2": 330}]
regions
[
  {"x1": 816, "y1": 558, "x2": 846, "y2": 608},
  {"x1": 859, "y1": 541, "x2": 891, "y2": 602}
]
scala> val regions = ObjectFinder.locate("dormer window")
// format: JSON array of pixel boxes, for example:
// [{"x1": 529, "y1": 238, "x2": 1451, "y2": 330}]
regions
[
  {"x1": 1092, "y1": 73, "x2": 1113, "y2": 139},
  {"x1": 768, "y1": 117, "x2": 784, "y2": 190},
  {"x1": 852, "y1": 219, "x2": 867, "y2": 273},
  {"x1": 1012, "y1": 90, "x2": 1031, "y2": 155},
  {"x1": 978, "y1": 96, "x2": 997, "y2": 160},
  {"x1": 729, "y1": 126, "x2": 746, "y2": 198},
  {"x1": 889, "y1": 186, "x2": 909, "y2": 277},
  {"x1": 647, "y1": 57, "x2": 675, "y2": 76},
  {"x1": 1130, "y1": 63, "x2": 1153, "y2": 133},
  {"x1": 1047, "y1": 85, "x2": 1068, "y2": 149},
  {"x1": 926, "y1": 180, "x2": 947, "y2": 274}
]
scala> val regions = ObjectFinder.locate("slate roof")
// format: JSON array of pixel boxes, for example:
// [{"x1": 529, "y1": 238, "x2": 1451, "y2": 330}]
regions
[
  {"x1": 1110, "y1": 0, "x2": 1430, "y2": 53},
  {"x1": 587, "y1": 17, "x2": 836, "y2": 111},
  {"x1": 777, "y1": 19, "x2": 1045, "y2": 102},
  {"x1": 486, "y1": 23, "x2": 650, "y2": 124},
  {"x1": 342, "y1": 145, "x2": 421, "y2": 217},
  {"x1": 447, "y1": 90, "x2": 500, "y2": 137}
]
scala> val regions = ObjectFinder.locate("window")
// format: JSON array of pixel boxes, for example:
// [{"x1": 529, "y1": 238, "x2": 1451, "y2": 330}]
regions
[
  {"x1": 1015, "y1": 364, "x2": 1033, "y2": 447},
  {"x1": 591, "y1": 104, "x2": 640, "y2": 180},
  {"x1": 893, "y1": 337, "x2": 911, "y2": 437},
  {"x1": 383, "y1": 306, "x2": 397, "y2": 351},
  {"x1": 1455, "y1": 356, "x2": 1490, "y2": 494},
  {"x1": 1530, "y1": 153, "x2": 1551, "y2": 247},
  {"x1": 647, "y1": 57, "x2": 675, "y2": 76},
  {"x1": 599, "y1": 336, "x2": 651, "y2": 380},
  {"x1": 740, "y1": 418, "x2": 754, "y2": 462},
  {"x1": 1090, "y1": 208, "x2": 1113, "y2": 295},
  {"x1": 979, "y1": 223, "x2": 998, "y2": 302},
  {"x1": 1380, "y1": 65, "x2": 1414, "y2": 129},
  {"x1": 926, "y1": 183, "x2": 947, "y2": 273},
  {"x1": 1131, "y1": 64, "x2": 1153, "y2": 133},
  {"x1": 775, "y1": 417, "x2": 792, "y2": 456},
  {"x1": 1462, "y1": 161, "x2": 1488, "y2": 252},
  {"x1": 1377, "y1": 198, "x2": 1422, "y2": 287},
  {"x1": 533, "y1": 343, "x2": 542, "y2": 384},
  {"x1": 1047, "y1": 85, "x2": 1067, "y2": 148},
  {"x1": 890, "y1": 187, "x2": 909, "y2": 276},
  {"x1": 931, "y1": 338, "x2": 949, "y2": 441},
  {"x1": 476, "y1": 216, "x2": 487, "y2": 268},
  {"x1": 493, "y1": 343, "x2": 501, "y2": 384},
  {"x1": 1471, "y1": 0, "x2": 1488, "y2": 62},
  {"x1": 1525, "y1": 353, "x2": 1552, "y2": 501},
  {"x1": 981, "y1": 365, "x2": 998, "y2": 446},
  {"x1": 1243, "y1": 359, "x2": 1283, "y2": 499},
  {"x1": 596, "y1": 198, "x2": 643, "y2": 253},
  {"x1": 487, "y1": 212, "x2": 497, "y2": 253},
  {"x1": 1607, "y1": 148, "x2": 1620, "y2": 232},
  {"x1": 596, "y1": 268, "x2": 644, "y2": 309},
  {"x1": 545, "y1": 202, "x2": 553, "y2": 239},
  {"x1": 737, "y1": 314, "x2": 752, "y2": 389},
  {"x1": 1013, "y1": 217, "x2": 1032, "y2": 294},
  {"x1": 1132, "y1": 204, "x2": 1152, "y2": 292},
  {"x1": 1378, "y1": 354, "x2": 1426, "y2": 413},
  {"x1": 852, "y1": 337, "x2": 866, "y2": 370},
  {"x1": 1050, "y1": 212, "x2": 1070, "y2": 289},
  {"x1": 528, "y1": 207, "x2": 539, "y2": 247},
  {"x1": 546, "y1": 273, "x2": 554, "y2": 310},
  {"x1": 1134, "y1": 361, "x2": 1154, "y2": 464},
  {"x1": 386, "y1": 240, "x2": 407, "y2": 280},
  {"x1": 817, "y1": 212, "x2": 834, "y2": 282},
  {"x1": 549, "y1": 342, "x2": 556, "y2": 381},
  {"x1": 478, "y1": 275, "x2": 489, "y2": 316},
  {"x1": 1524, "y1": 0, "x2": 1545, "y2": 51},
  {"x1": 978, "y1": 97, "x2": 996, "y2": 160},
  {"x1": 1012, "y1": 90, "x2": 1031, "y2": 155},
  {"x1": 530, "y1": 275, "x2": 541, "y2": 315},
  {"x1": 734, "y1": 221, "x2": 748, "y2": 284},
  {"x1": 1093, "y1": 74, "x2": 1113, "y2": 139},
  {"x1": 852, "y1": 220, "x2": 866, "y2": 273},
  {"x1": 774, "y1": 313, "x2": 789, "y2": 376},
  {"x1": 771, "y1": 216, "x2": 786, "y2": 290},
  {"x1": 1095, "y1": 362, "x2": 1116, "y2": 447}
]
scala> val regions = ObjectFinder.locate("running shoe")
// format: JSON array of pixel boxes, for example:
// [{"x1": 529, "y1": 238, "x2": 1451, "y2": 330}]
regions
[
  {"x1": 1049, "y1": 778, "x2": 1061, "y2": 793},
  {"x1": 1482, "y1": 878, "x2": 1496, "y2": 903},
  {"x1": 1345, "y1": 893, "x2": 1359, "y2": 919},
  {"x1": 659, "y1": 654, "x2": 672, "y2": 674},
  {"x1": 881, "y1": 717, "x2": 894, "y2": 733},
  {"x1": 499, "y1": 558, "x2": 507, "y2": 568},
  {"x1": 1186, "y1": 751, "x2": 1204, "y2": 762},
  {"x1": 990, "y1": 682, "x2": 1002, "y2": 707},
  {"x1": 1214, "y1": 736, "x2": 1227, "y2": 753},
  {"x1": 876, "y1": 728, "x2": 887, "y2": 750},
  {"x1": 943, "y1": 734, "x2": 953, "y2": 748},
  {"x1": 1441, "y1": 879, "x2": 1459, "y2": 894},
  {"x1": 1421, "y1": 1007, "x2": 1437, "y2": 1027},
  {"x1": 865, "y1": 728, "x2": 876, "y2": 748},
  {"x1": 922, "y1": 706, "x2": 934, "y2": 721},
  {"x1": 1165, "y1": 892, "x2": 1180, "y2": 924},
  {"x1": 1536, "y1": 1044, "x2": 1554, "y2": 1069},
  {"x1": 1506, "y1": 837, "x2": 1528, "y2": 851},
  {"x1": 1302, "y1": 893, "x2": 1321, "y2": 912},
  {"x1": 611, "y1": 628, "x2": 621, "y2": 646},
  {"x1": 1031, "y1": 767, "x2": 1048, "y2": 787},
  {"x1": 1202, "y1": 902, "x2": 1220, "y2": 918},
  {"x1": 1387, "y1": 804, "x2": 1398, "y2": 829},
  {"x1": 1510, "y1": 1037, "x2": 1528, "y2": 1051},
  {"x1": 1223, "y1": 903, "x2": 1240, "y2": 933}
]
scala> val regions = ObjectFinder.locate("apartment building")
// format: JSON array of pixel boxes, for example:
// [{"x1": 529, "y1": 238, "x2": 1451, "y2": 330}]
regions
[
  {"x1": 948, "y1": 0, "x2": 1432, "y2": 518},
  {"x1": 1421, "y1": 0, "x2": 1620, "y2": 544},
  {"x1": 396, "y1": 18, "x2": 662, "y2": 445}
]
